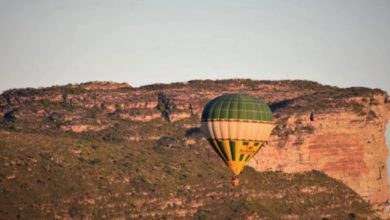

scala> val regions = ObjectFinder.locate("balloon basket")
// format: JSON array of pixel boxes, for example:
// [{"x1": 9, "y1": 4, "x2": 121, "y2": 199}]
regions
[{"x1": 231, "y1": 176, "x2": 240, "y2": 186}]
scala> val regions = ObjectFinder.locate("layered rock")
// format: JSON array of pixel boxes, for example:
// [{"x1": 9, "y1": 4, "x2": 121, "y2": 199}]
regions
[
  {"x1": 0, "y1": 79, "x2": 389, "y2": 216},
  {"x1": 249, "y1": 109, "x2": 389, "y2": 204}
]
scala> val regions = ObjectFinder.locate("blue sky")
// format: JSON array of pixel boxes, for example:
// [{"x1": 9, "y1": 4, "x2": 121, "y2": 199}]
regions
[{"x1": 0, "y1": 0, "x2": 389, "y2": 183}]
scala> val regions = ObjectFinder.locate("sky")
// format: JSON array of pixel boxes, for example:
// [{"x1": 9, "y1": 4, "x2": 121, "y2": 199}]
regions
[
  {"x1": 0, "y1": 0, "x2": 389, "y2": 93},
  {"x1": 0, "y1": 1, "x2": 389, "y2": 181}
]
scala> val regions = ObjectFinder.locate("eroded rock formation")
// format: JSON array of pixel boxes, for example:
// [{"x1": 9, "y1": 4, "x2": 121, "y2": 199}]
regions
[{"x1": 1, "y1": 79, "x2": 389, "y2": 216}]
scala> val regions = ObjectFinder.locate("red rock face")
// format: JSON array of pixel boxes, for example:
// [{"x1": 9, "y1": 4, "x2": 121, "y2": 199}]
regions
[{"x1": 249, "y1": 108, "x2": 389, "y2": 207}]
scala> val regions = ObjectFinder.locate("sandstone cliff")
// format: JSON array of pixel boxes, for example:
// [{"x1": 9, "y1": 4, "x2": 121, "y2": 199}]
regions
[
  {"x1": 1, "y1": 79, "x2": 389, "y2": 217},
  {"x1": 249, "y1": 101, "x2": 390, "y2": 210}
]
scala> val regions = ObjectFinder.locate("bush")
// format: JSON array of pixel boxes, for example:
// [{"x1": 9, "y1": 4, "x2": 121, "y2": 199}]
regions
[
  {"x1": 156, "y1": 92, "x2": 176, "y2": 121},
  {"x1": 3, "y1": 109, "x2": 17, "y2": 122},
  {"x1": 366, "y1": 110, "x2": 377, "y2": 121},
  {"x1": 101, "y1": 124, "x2": 124, "y2": 142},
  {"x1": 351, "y1": 102, "x2": 365, "y2": 116},
  {"x1": 89, "y1": 108, "x2": 101, "y2": 118}
]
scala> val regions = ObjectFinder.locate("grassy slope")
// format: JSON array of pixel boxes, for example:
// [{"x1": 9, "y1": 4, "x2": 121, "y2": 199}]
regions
[{"x1": 0, "y1": 129, "x2": 377, "y2": 219}]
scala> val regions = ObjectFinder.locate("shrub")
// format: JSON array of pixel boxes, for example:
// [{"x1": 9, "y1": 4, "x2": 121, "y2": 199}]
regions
[
  {"x1": 89, "y1": 108, "x2": 101, "y2": 118},
  {"x1": 351, "y1": 102, "x2": 365, "y2": 116},
  {"x1": 101, "y1": 124, "x2": 124, "y2": 142},
  {"x1": 156, "y1": 92, "x2": 175, "y2": 122},
  {"x1": 3, "y1": 109, "x2": 17, "y2": 122},
  {"x1": 366, "y1": 110, "x2": 377, "y2": 121}
]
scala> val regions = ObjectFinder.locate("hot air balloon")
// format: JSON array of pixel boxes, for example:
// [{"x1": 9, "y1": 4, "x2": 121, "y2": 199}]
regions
[{"x1": 201, "y1": 94, "x2": 274, "y2": 186}]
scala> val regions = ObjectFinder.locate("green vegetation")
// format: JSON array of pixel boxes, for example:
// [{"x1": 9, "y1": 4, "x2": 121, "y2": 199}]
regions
[
  {"x1": 351, "y1": 102, "x2": 365, "y2": 116},
  {"x1": 88, "y1": 107, "x2": 101, "y2": 119},
  {"x1": 2, "y1": 84, "x2": 86, "y2": 98},
  {"x1": 156, "y1": 92, "x2": 175, "y2": 121},
  {"x1": 271, "y1": 116, "x2": 315, "y2": 147},
  {"x1": 0, "y1": 130, "x2": 376, "y2": 219}
]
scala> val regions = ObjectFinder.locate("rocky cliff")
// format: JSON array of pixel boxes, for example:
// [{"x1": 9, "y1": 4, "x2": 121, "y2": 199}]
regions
[
  {"x1": 1, "y1": 79, "x2": 389, "y2": 218},
  {"x1": 249, "y1": 98, "x2": 390, "y2": 212}
]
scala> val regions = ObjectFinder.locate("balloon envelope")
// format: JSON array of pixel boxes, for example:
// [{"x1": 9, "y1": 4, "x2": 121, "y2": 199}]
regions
[{"x1": 201, "y1": 94, "x2": 274, "y2": 175}]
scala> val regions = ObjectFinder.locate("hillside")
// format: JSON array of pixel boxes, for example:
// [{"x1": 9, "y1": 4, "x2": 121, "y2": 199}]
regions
[
  {"x1": 0, "y1": 130, "x2": 376, "y2": 219},
  {"x1": 0, "y1": 79, "x2": 389, "y2": 219}
]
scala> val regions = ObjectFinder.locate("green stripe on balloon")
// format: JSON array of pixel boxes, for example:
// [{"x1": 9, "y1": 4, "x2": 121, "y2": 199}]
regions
[
  {"x1": 202, "y1": 94, "x2": 272, "y2": 121},
  {"x1": 229, "y1": 141, "x2": 236, "y2": 161}
]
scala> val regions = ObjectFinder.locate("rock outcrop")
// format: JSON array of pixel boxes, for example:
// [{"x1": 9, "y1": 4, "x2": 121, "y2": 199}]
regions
[
  {"x1": 249, "y1": 108, "x2": 389, "y2": 208},
  {"x1": 1, "y1": 79, "x2": 389, "y2": 216}
]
